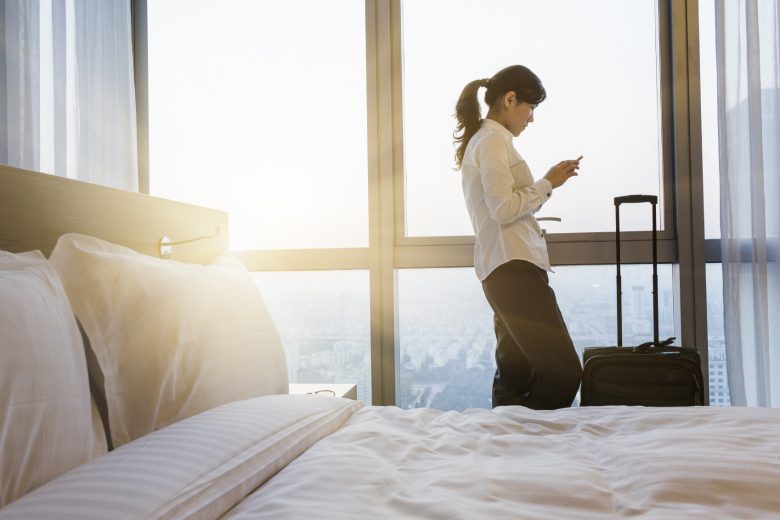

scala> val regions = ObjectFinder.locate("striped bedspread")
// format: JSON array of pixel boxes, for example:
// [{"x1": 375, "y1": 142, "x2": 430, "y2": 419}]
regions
[{"x1": 0, "y1": 395, "x2": 362, "y2": 519}]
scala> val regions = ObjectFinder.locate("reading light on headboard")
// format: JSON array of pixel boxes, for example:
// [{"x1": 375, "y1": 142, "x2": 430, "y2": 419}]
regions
[
  {"x1": 159, "y1": 236, "x2": 173, "y2": 259},
  {"x1": 158, "y1": 227, "x2": 221, "y2": 259}
]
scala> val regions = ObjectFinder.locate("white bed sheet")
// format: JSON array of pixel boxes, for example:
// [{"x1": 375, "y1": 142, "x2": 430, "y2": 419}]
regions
[
  {"x1": 225, "y1": 405, "x2": 780, "y2": 519},
  {"x1": 3, "y1": 398, "x2": 779, "y2": 519}
]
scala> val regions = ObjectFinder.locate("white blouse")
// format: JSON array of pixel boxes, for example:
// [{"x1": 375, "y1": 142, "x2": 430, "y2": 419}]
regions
[{"x1": 461, "y1": 118, "x2": 553, "y2": 281}]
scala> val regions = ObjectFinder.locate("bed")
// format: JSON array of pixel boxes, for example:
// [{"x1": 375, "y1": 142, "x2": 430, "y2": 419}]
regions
[{"x1": 2, "y1": 164, "x2": 780, "y2": 519}]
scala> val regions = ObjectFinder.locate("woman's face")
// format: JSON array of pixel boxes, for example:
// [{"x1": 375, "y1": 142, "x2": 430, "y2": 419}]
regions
[{"x1": 505, "y1": 99, "x2": 536, "y2": 137}]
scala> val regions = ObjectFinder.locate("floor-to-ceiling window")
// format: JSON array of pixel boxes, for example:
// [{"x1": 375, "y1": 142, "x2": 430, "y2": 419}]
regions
[
  {"x1": 698, "y1": 0, "x2": 730, "y2": 406},
  {"x1": 137, "y1": 0, "x2": 711, "y2": 407},
  {"x1": 144, "y1": 0, "x2": 373, "y2": 402},
  {"x1": 401, "y1": 0, "x2": 667, "y2": 238},
  {"x1": 394, "y1": 0, "x2": 693, "y2": 408}
]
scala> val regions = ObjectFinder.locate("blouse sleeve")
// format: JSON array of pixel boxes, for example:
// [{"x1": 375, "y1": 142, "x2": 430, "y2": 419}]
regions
[{"x1": 476, "y1": 133, "x2": 552, "y2": 225}]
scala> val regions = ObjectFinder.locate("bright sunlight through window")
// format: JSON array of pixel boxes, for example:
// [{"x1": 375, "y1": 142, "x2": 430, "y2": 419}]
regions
[{"x1": 147, "y1": 0, "x2": 368, "y2": 250}]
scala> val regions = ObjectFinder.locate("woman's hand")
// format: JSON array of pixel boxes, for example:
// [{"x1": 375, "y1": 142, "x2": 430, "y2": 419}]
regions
[{"x1": 544, "y1": 156, "x2": 582, "y2": 189}]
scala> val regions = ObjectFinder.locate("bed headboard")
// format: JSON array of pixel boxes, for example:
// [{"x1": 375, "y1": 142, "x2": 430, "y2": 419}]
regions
[{"x1": 0, "y1": 164, "x2": 229, "y2": 263}]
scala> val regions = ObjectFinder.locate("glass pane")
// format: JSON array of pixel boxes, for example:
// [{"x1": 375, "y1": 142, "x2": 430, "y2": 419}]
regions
[
  {"x1": 401, "y1": 0, "x2": 663, "y2": 237},
  {"x1": 252, "y1": 270, "x2": 371, "y2": 403},
  {"x1": 397, "y1": 264, "x2": 676, "y2": 411},
  {"x1": 706, "y1": 263, "x2": 731, "y2": 405},
  {"x1": 147, "y1": 0, "x2": 368, "y2": 250},
  {"x1": 551, "y1": 264, "x2": 676, "y2": 350},
  {"x1": 699, "y1": 0, "x2": 721, "y2": 239},
  {"x1": 397, "y1": 269, "x2": 495, "y2": 411}
]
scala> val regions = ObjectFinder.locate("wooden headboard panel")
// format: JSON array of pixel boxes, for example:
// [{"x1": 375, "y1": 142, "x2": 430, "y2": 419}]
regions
[{"x1": 0, "y1": 164, "x2": 229, "y2": 264}]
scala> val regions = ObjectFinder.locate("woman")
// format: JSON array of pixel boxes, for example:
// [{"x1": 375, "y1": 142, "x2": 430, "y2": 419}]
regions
[{"x1": 454, "y1": 64, "x2": 582, "y2": 409}]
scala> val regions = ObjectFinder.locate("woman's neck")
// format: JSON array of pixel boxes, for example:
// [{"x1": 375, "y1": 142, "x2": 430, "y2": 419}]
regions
[{"x1": 486, "y1": 112, "x2": 508, "y2": 130}]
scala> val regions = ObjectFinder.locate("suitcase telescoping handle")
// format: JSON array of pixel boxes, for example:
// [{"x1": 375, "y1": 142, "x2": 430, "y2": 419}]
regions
[{"x1": 614, "y1": 195, "x2": 658, "y2": 347}]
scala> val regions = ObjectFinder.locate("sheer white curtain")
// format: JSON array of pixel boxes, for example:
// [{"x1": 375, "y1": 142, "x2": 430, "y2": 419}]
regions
[
  {"x1": 1, "y1": 0, "x2": 137, "y2": 190},
  {"x1": 715, "y1": 0, "x2": 780, "y2": 407}
]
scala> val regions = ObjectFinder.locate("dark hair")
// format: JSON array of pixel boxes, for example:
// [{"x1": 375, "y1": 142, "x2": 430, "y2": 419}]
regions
[{"x1": 453, "y1": 65, "x2": 546, "y2": 170}]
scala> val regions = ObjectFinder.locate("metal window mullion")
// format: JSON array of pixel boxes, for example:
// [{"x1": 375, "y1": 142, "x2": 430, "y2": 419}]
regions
[
  {"x1": 0, "y1": 2, "x2": 6, "y2": 166},
  {"x1": 393, "y1": 238, "x2": 679, "y2": 269},
  {"x1": 673, "y1": 0, "x2": 710, "y2": 401},
  {"x1": 233, "y1": 248, "x2": 370, "y2": 271},
  {"x1": 367, "y1": 0, "x2": 397, "y2": 406},
  {"x1": 131, "y1": 0, "x2": 149, "y2": 194}
]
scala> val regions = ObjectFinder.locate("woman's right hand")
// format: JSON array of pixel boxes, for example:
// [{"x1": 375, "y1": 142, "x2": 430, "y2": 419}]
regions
[{"x1": 544, "y1": 156, "x2": 582, "y2": 188}]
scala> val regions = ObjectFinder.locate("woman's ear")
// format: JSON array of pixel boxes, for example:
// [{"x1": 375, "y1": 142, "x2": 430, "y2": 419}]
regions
[{"x1": 502, "y1": 91, "x2": 517, "y2": 109}]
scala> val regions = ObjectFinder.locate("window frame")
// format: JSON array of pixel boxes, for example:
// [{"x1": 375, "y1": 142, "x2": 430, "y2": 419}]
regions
[
  {"x1": 132, "y1": 0, "x2": 711, "y2": 406},
  {"x1": 391, "y1": 0, "x2": 678, "y2": 257},
  {"x1": 391, "y1": 0, "x2": 678, "y2": 251}
]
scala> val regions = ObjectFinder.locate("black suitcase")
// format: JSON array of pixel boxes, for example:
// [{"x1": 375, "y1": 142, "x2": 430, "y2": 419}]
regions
[{"x1": 580, "y1": 195, "x2": 705, "y2": 406}]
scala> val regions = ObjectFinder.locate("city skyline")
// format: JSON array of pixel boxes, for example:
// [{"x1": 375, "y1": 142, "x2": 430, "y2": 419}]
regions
[{"x1": 255, "y1": 265, "x2": 730, "y2": 408}]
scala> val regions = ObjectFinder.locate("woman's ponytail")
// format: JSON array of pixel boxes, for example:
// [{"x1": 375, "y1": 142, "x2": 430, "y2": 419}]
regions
[
  {"x1": 453, "y1": 78, "x2": 490, "y2": 170},
  {"x1": 452, "y1": 66, "x2": 545, "y2": 170}
]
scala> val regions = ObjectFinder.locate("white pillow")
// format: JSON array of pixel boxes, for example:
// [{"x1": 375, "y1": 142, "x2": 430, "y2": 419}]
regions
[
  {"x1": 49, "y1": 233, "x2": 289, "y2": 448},
  {"x1": 0, "y1": 250, "x2": 107, "y2": 507}
]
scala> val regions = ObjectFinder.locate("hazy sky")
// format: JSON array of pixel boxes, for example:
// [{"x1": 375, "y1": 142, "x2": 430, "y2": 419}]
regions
[
  {"x1": 148, "y1": 0, "x2": 368, "y2": 250},
  {"x1": 147, "y1": 0, "x2": 722, "y2": 250},
  {"x1": 699, "y1": 0, "x2": 720, "y2": 239}
]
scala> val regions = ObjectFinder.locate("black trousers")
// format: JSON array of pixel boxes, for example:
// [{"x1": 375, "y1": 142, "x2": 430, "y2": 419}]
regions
[{"x1": 481, "y1": 260, "x2": 582, "y2": 409}]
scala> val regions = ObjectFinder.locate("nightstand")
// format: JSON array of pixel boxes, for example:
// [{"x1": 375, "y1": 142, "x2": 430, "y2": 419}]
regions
[{"x1": 288, "y1": 383, "x2": 358, "y2": 400}]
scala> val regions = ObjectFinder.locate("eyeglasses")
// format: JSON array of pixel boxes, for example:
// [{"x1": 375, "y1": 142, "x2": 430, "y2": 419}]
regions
[{"x1": 308, "y1": 389, "x2": 336, "y2": 397}]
